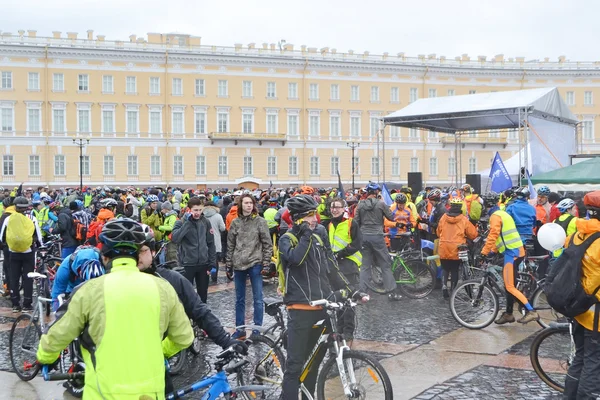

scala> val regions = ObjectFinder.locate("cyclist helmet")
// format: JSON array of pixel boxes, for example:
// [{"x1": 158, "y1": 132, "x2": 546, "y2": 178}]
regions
[
  {"x1": 395, "y1": 193, "x2": 408, "y2": 204},
  {"x1": 32, "y1": 199, "x2": 41, "y2": 206},
  {"x1": 300, "y1": 185, "x2": 315, "y2": 195},
  {"x1": 461, "y1": 184, "x2": 472, "y2": 194},
  {"x1": 318, "y1": 188, "x2": 326, "y2": 195},
  {"x1": 366, "y1": 182, "x2": 380, "y2": 193},
  {"x1": 400, "y1": 186, "x2": 412, "y2": 194},
  {"x1": 2, "y1": 197, "x2": 12, "y2": 208},
  {"x1": 146, "y1": 194, "x2": 159, "y2": 203},
  {"x1": 427, "y1": 189, "x2": 442, "y2": 201},
  {"x1": 100, "y1": 198, "x2": 118, "y2": 209},
  {"x1": 78, "y1": 259, "x2": 105, "y2": 281},
  {"x1": 41, "y1": 195, "x2": 52, "y2": 204},
  {"x1": 13, "y1": 196, "x2": 30, "y2": 211},
  {"x1": 537, "y1": 186, "x2": 551, "y2": 196},
  {"x1": 514, "y1": 186, "x2": 530, "y2": 199},
  {"x1": 99, "y1": 218, "x2": 147, "y2": 257},
  {"x1": 287, "y1": 194, "x2": 319, "y2": 220},
  {"x1": 48, "y1": 201, "x2": 61, "y2": 211},
  {"x1": 584, "y1": 191, "x2": 600, "y2": 219},
  {"x1": 557, "y1": 198, "x2": 576, "y2": 213},
  {"x1": 74, "y1": 199, "x2": 84, "y2": 209},
  {"x1": 450, "y1": 197, "x2": 464, "y2": 206}
]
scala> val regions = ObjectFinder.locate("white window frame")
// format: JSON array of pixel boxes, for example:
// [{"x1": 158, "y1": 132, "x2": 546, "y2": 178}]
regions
[
  {"x1": 125, "y1": 76, "x2": 137, "y2": 95},
  {"x1": 390, "y1": 87, "x2": 399, "y2": 103},
  {"x1": 78, "y1": 74, "x2": 89, "y2": 93},
  {"x1": 389, "y1": 126, "x2": 400, "y2": 141},
  {"x1": 447, "y1": 89, "x2": 455, "y2": 96},
  {"x1": 29, "y1": 154, "x2": 41, "y2": 176},
  {"x1": 309, "y1": 83, "x2": 319, "y2": 101},
  {"x1": 469, "y1": 90, "x2": 477, "y2": 95},
  {"x1": 428, "y1": 88, "x2": 437, "y2": 98},
  {"x1": 100, "y1": 104, "x2": 116, "y2": 135},
  {"x1": 76, "y1": 103, "x2": 92, "y2": 134},
  {"x1": 51, "y1": 102, "x2": 67, "y2": 136},
  {"x1": 409, "y1": 128, "x2": 420, "y2": 142},
  {"x1": 243, "y1": 156, "x2": 253, "y2": 176},
  {"x1": 242, "y1": 80, "x2": 253, "y2": 98},
  {"x1": 371, "y1": 157, "x2": 380, "y2": 176},
  {"x1": 171, "y1": 106, "x2": 185, "y2": 135},
  {"x1": 329, "y1": 111, "x2": 341, "y2": 138},
  {"x1": 370, "y1": 86, "x2": 380, "y2": 102},
  {"x1": 171, "y1": 78, "x2": 183, "y2": 96},
  {"x1": 429, "y1": 157, "x2": 438, "y2": 176},
  {"x1": 26, "y1": 102, "x2": 42, "y2": 135},
  {"x1": 288, "y1": 82, "x2": 298, "y2": 100},
  {"x1": 308, "y1": 111, "x2": 320, "y2": 137},
  {"x1": 173, "y1": 155, "x2": 184, "y2": 176},
  {"x1": 196, "y1": 155, "x2": 206, "y2": 176},
  {"x1": 410, "y1": 157, "x2": 419, "y2": 173},
  {"x1": 193, "y1": 106, "x2": 208, "y2": 137},
  {"x1": 1, "y1": 71, "x2": 12, "y2": 90},
  {"x1": 370, "y1": 116, "x2": 380, "y2": 138},
  {"x1": 409, "y1": 88, "x2": 418, "y2": 103},
  {"x1": 149, "y1": 77, "x2": 160, "y2": 95},
  {"x1": 102, "y1": 75, "x2": 114, "y2": 94},
  {"x1": 28, "y1": 72, "x2": 40, "y2": 91},
  {"x1": 566, "y1": 91, "x2": 575, "y2": 106},
  {"x1": 54, "y1": 154, "x2": 66, "y2": 176},
  {"x1": 351, "y1": 85, "x2": 360, "y2": 101},
  {"x1": 127, "y1": 155, "x2": 138, "y2": 176},
  {"x1": 583, "y1": 120, "x2": 594, "y2": 141},
  {"x1": 267, "y1": 156, "x2": 277, "y2": 176},
  {"x1": 80, "y1": 155, "x2": 90, "y2": 176},
  {"x1": 289, "y1": 156, "x2": 298, "y2": 176},
  {"x1": 266, "y1": 109, "x2": 279, "y2": 134},
  {"x1": 266, "y1": 82, "x2": 277, "y2": 99},
  {"x1": 195, "y1": 79, "x2": 205, "y2": 97},
  {"x1": 330, "y1": 84, "x2": 340, "y2": 101},
  {"x1": 218, "y1": 80, "x2": 228, "y2": 97},
  {"x1": 103, "y1": 154, "x2": 115, "y2": 176},
  {"x1": 448, "y1": 157, "x2": 456, "y2": 176},
  {"x1": 330, "y1": 156, "x2": 339, "y2": 176},
  {"x1": 350, "y1": 113, "x2": 361, "y2": 138},
  {"x1": 53, "y1": 73, "x2": 64, "y2": 92},
  {"x1": 585, "y1": 91, "x2": 593, "y2": 106},
  {"x1": 310, "y1": 156, "x2": 320, "y2": 176},
  {"x1": 218, "y1": 155, "x2": 228, "y2": 175},
  {"x1": 150, "y1": 155, "x2": 161, "y2": 176},
  {"x1": 352, "y1": 156, "x2": 360, "y2": 175},
  {"x1": 242, "y1": 109, "x2": 255, "y2": 134},
  {"x1": 468, "y1": 157, "x2": 477, "y2": 174},
  {"x1": 3, "y1": 154, "x2": 14, "y2": 176},
  {"x1": 217, "y1": 109, "x2": 230, "y2": 133},
  {"x1": 391, "y1": 157, "x2": 400, "y2": 176},
  {"x1": 1, "y1": 104, "x2": 14, "y2": 134},
  {"x1": 148, "y1": 105, "x2": 163, "y2": 135},
  {"x1": 428, "y1": 130, "x2": 439, "y2": 142},
  {"x1": 125, "y1": 105, "x2": 140, "y2": 135}
]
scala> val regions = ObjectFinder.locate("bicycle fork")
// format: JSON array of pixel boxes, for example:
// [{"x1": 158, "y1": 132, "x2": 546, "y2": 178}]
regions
[{"x1": 333, "y1": 341, "x2": 356, "y2": 397}]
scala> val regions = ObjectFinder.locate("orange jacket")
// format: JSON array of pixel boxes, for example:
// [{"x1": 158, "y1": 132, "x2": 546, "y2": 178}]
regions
[
  {"x1": 384, "y1": 204, "x2": 417, "y2": 236},
  {"x1": 86, "y1": 208, "x2": 115, "y2": 249},
  {"x1": 436, "y1": 213, "x2": 478, "y2": 260},
  {"x1": 566, "y1": 218, "x2": 600, "y2": 331},
  {"x1": 225, "y1": 205, "x2": 238, "y2": 231}
]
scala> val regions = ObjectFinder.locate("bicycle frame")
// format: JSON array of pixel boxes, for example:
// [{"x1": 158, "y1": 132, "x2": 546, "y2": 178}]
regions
[{"x1": 391, "y1": 256, "x2": 419, "y2": 284}]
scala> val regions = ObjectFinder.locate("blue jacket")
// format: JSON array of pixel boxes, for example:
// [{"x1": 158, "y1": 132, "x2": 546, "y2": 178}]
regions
[
  {"x1": 505, "y1": 198, "x2": 536, "y2": 242},
  {"x1": 51, "y1": 248, "x2": 101, "y2": 310}
]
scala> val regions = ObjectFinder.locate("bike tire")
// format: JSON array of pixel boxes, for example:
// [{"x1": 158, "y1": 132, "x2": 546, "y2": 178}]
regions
[
  {"x1": 450, "y1": 280, "x2": 499, "y2": 329},
  {"x1": 238, "y1": 334, "x2": 285, "y2": 400},
  {"x1": 364, "y1": 265, "x2": 395, "y2": 295},
  {"x1": 168, "y1": 349, "x2": 187, "y2": 375},
  {"x1": 395, "y1": 260, "x2": 435, "y2": 299},
  {"x1": 188, "y1": 323, "x2": 206, "y2": 356},
  {"x1": 316, "y1": 350, "x2": 393, "y2": 400},
  {"x1": 530, "y1": 287, "x2": 565, "y2": 329},
  {"x1": 530, "y1": 326, "x2": 571, "y2": 393},
  {"x1": 9, "y1": 313, "x2": 42, "y2": 381}
]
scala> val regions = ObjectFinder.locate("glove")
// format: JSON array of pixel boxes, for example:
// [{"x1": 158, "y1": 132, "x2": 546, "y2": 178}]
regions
[
  {"x1": 225, "y1": 338, "x2": 249, "y2": 355},
  {"x1": 226, "y1": 265, "x2": 234, "y2": 281},
  {"x1": 334, "y1": 252, "x2": 343, "y2": 260},
  {"x1": 295, "y1": 221, "x2": 311, "y2": 238},
  {"x1": 352, "y1": 291, "x2": 370, "y2": 304},
  {"x1": 396, "y1": 222, "x2": 405, "y2": 228}
]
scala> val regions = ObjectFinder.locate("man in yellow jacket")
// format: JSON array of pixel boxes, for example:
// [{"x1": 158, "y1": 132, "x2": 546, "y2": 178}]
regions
[{"x1": 37, "y1": 219, "x2": 193, "y2": 400}]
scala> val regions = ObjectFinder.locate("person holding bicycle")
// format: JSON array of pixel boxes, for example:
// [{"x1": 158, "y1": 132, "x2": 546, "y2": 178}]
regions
[
  {"x1": 384, "y1": 193, "x2": 417, "y2": 253},
  {"x1": 37, "y1": 218, "x2": 193, "y2": 400}
]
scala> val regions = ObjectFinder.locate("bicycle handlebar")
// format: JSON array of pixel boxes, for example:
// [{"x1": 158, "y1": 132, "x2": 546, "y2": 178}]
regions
[
  {"x1": 309, "y1": 298, "x2": 364, "y2": 310},
  {"x1": 42, "y1": 365, "x2": 85, "y2": 381}
]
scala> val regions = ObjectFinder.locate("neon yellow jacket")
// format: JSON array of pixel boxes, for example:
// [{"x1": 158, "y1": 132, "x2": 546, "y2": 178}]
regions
[{"x1": 37, "y1": 258, "x2": 193, "y2": 400}]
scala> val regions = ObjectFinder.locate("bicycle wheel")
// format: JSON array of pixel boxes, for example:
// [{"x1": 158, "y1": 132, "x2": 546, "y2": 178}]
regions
[
  {"x1": 238, "y1": 334, "x2": 285, "y2": 400},
  {"x1": 316, "y1": 350, "x2": 393, "y2": 400},
  {"x1": 188, "y1": 323, "x2": 207, "y2": 356},
  {"x1": 9, "y1": 314, "x2": 42, "y2": 381},
  {"x1": 168, "y1": 349, "x2": 187, "y2": 375},
  {"x1": 530, "y1": 326, "x2": 572, "y2": 393},
  {"x1": 395, "y1": 260, "x2": 435, "y2": 299},
  {"x1": 530, "y1": 287, "x2": 566, "y2": 329},
  {"x1": 450, "y1": 280, "x2": 499, "y2": 329},
  {"x1": 364, "y1": 265, "x2": 395, "y2": 295}
]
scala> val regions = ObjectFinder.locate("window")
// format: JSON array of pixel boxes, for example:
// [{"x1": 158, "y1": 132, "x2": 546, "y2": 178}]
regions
[
  {"x1": 3, "y1": 155, "x2": 14, "y2": 176},
  {"x1": 78, "y1": 74, "x2": 89, "y2": 92},
  {"x1": 429, "y1": 157, "x2": 438, "y2": 175},
  {"x1": 370, "y1": 117, "x2": 379, "y2": 137},
  {"x1": 309, "y1": 115, "x2": 320, "y2": 137},
  {"x1": 218, "y1": 80, "x2": 228, "y2": 97},
  {"x1": 267, "y1": 82, "x2": 276, "y2": 99},
  {"x1": 351, "y1": 85, "x2": 360, "y2": 101},
  {"x1": 448, "y1": 157, "x2": 456, "y2": 176},
  {"x1": 53, "y1": 73, "x2": 64, "y2": 91},
  {"x1": 309, "y1": 83, "x2": 319, "y2": 100},
  {"x1": 409, "y1": 88, "x2": 418, "y2": 103},
  {"x1": 566, "y1": 91, "x2": 574, "y2": 106},
  {"x1": 330, "y1": 156, "x2": 339, "y2": 175},
  {"x1": 1, "y1": 71, "x2": 12, "y2": 89},
  {"x1": 428, "y1": 88, "x2": 437, "y2": 98},
  {"x1": 370, "y1": 86, "x2": 380, "y2": 102},
  {"x1": 173, "y1": 155, "x2": 183, "y2": 176},
  {"x1": 103, "y1": 155, "x2": 114, "y2": 175},
  {"x1": 267, "y1": 156, "x2": 277, "y2": 176},
  {"x1": 242, "y1": 112, "x2": 254, "y2": 134},
  {"x1": 371, "y1": 157, "x2": 380, "y2": 176},
  {"x1": 428, "y1": 130, "x2": 438, "y2": 141},
  {"x1": 126, "y1": 110, "x2": 139, "y2": 134},
  {"x1": 350, "y1": 116, "x2": 361, "y2": 137},
  {"x1": 28, "y1": 72, "x2": 39, "y2": 90},
  {"x1": 172, "y1": 109, "x2": 184, "y2": 134},
  {"x1": 150, "y1": 155, "x2": 161, "y2": 176},
  {"x1": 287, "y1": 114, "x2": 298, "y2": 136},
  {"x1": 329, "y1": 115, "x2": 340, "y2": 137},
  {"x1": 447, "y1": 89, "x2": 455, "y2": 96},
  {"x1": 54, "y1": 155, "x2": 65, "y2": 176},
  {"x1": 242, "y1": 81, "x2": 252, "y2": 98},
  {"x1": 267, "y1": 114, "x2": 278, "y2": 134},
  {"x1": 53, "y1": 108, "x2": 65, "y2": 134},
  {"x1": 583, "y1": 120, "x2": 594, "y2": 140},
  {"x1": 352, "y1": 157, "x2": 360, "y2": 175},
  {"x1": 194, "y1": 110, "x2": 206, "y2": 135},
  {"x1": 77, "y1": 109, "x2": 90, "y2": 133},
  {"x1": 310, "y1": 156, "x2": 320, "y2": 175},
  {"x1": 150, "y1": 77, "x2": 160, "y2": 95},
  {"x1": 330, "y1": 84, "x2": 339, "y2": 101},
  {"x1": 489, "y1": 129, "x2": 500, "y2": 138},
  {"x1": 149, "y1": 110, "x2": 162, "y2": 134},
  {"x1": 28, "y1": 108, "x2": 41, "y2": 133},
  {"x1": 243, "y1": 156, "x2": 253, "y2": 176},
  {"x1": 29, "y1": 155, "x2": 40, "y2": 176},
  {"x1": 585, "y1": 91, "x2": 593, "y2": 106},
  {"x1": 172, "y1": 78, "x2": 183, "y2": 96},
  {"x1": 125, "y1": 76, "x2": 136, "y2": 94},
  {"x1": 391, "y1": 157, "x2": 400, "y2": 176},
  {"x1": 288, "y1": 82, "x2": 298, "y2": 99},
  {"x1": 390, "y1": 126, "x2": 400, "y2": 139},
  {"x1": 196, "y1": 155, "x2": 206, "y2": 175},
  {"x1": 127, "y1": 155, "x2": 138, "y2": 176},
  {"x1": 103, "y1": 75, "x2": 114, "y2": 93},
  {"x1": 410, "y1": 157, "x2": 419, "y2": 173},
  {"x1": 102, "y1": 109, "x2": 114, "y2": 133},
  {"x1": 468, "y1": 90, "x2": 477, "y2": 95},
  {"x1": 1, "y1": 105, "x2": 13, "y2": 132},
  {"x1": 195, "y1": 79, "x2": 205, "y2": 96},
  {"x1": 217, "y1": 111, "x2": 229, "y2": 133},
  {"x1": 508, "y1": 128, "x2": 518, "y2": 140},
  {"x1": 468, "y1": 157, "x2": 477, "y2": 174},
  {"x1": 289, "y1": 156, "x2": 298, "y2": 175},
  {"x1": 390, "y1": 87, "x2": 399, "y2": 103},
  {"x1": 409, "y1": 128, "x2": 419, "y2": 141},
  {"x1": 218, "y1": 155, "x2": 228, "y2": 175}
]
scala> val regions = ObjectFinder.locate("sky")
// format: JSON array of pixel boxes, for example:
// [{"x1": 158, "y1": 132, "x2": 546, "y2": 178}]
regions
[{"x1": 2, "y1": 0, "x2": 596, "y2": 61}]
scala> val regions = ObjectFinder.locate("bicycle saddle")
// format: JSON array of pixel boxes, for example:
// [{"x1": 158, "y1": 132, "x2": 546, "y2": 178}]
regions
[
  {"x1": 28, "y1": 272, "x2": 47, "y2": 279},
  {"x1": 264, "y1": 297, "x2": 284, "y2": 316}
]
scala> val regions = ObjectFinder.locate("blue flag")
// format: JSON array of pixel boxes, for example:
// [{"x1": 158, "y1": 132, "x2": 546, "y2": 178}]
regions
[
  {"x1": 488, "y1": 152, "x2": 513, "y2": 193},
  {"x1": 526, "y1": 169, "x2": 537, "y2": 199},
  {"x1": 381, "y1": 183, "x2": 393, "y2": 206},
  {"x1": 336, "y1": 170, "x2": 345, "y2": 199}
]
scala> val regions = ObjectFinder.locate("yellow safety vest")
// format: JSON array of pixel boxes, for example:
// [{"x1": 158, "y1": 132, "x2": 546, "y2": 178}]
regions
[
  {"x1": 318, "y1": 195, "x2": 330, "y2": 221},
  {"x1": 263, "y1": 207, "x2": 279, "y2": 229},
  {"x1": 328, "y1": 218, "x2": 362, "y2": 268},
  {"x1": 84, "y1": 194, "x2": 93, "y2": 207},
  {"x1": 494, "y1": 210, "x2": 523, "y2": 253}
]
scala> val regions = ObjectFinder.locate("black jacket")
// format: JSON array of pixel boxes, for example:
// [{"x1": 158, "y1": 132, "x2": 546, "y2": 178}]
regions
[
  {"x1": 171, "y1": 216, "x2": 216, "y2": 267},
  {"x1": 153, "y1": 267, "x2": 230, "y2": 348},
  {"x1": 279, "y1": 223, "x2": 350, "y2": 305},
  {"x1": 429, "y1": 201, "x2": 448, "y2": 238},
  {"x1": 53, "y1": 208, "x2": 78, "y2": 248}
]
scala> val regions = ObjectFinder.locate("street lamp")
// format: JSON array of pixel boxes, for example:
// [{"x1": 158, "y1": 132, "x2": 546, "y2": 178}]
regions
[
  {"x1": 346, "y1": 141, "x2": 360, "y2": 193},
  {"x1": 72, "y1": 138, "x2": 90, "y2": 193}
]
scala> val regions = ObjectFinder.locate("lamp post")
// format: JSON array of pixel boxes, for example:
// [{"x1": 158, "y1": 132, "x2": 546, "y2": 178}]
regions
[
  {"x1": 346, "y1": 141, "x2": 360, "y2": 193},
  {"x1": 72, "y1": 138, "x2": 90, "y2": 193}
]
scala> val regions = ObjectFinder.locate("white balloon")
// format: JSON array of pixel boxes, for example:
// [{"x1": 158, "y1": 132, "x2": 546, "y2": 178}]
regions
[{"x1": 537, "y1": 223, "x2": 567, "y2": 252}]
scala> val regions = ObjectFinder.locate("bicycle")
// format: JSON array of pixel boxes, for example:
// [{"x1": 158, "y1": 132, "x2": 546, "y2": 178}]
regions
[{"x1": 530, "y1": 321, "x2": 574, "y2": 393}]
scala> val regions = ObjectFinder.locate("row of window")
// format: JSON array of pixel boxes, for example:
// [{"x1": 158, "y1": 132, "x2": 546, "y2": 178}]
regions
[{"x1": 1, "y1": 153, "x2": 478, "y2": 178}]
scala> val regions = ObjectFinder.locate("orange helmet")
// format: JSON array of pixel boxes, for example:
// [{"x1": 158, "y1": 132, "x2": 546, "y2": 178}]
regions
[{"x1": 300, "y1": 185, "x2": 315, "y2": 195}]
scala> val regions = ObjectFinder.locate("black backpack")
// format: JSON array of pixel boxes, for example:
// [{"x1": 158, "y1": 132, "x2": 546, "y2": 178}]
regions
[
  {"x1": 555, "y1": 215, "x2": 575, "y2": 233},
  {"x1": 545, "y1": 231, "x2": 600, "y2": 321}
]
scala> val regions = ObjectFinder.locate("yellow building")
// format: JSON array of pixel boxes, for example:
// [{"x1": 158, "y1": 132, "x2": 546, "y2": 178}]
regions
[{"x1": 0, "y1": 30, "x2": 594, "y2": 189}]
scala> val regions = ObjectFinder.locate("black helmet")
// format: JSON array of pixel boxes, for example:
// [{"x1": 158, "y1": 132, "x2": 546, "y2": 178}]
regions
[
  {"x1": 395, "y1": 193, "x2": 408, "y2": 204},
  {"x1": 514, "y1": 186, "x2": 530, "y2": 199},
  {"x1": 13, "y1": 196, "x2": 29, "y2": 210},
  {"x1": 287, "y1": 194, "x2": 319, "y2": 220},
  {"x1": 400, "y1": 186, "x2": 412, "y2": 194},
  {"x1": 427, "y1": 189, "x2": 442, "y2": 201},
  {"x1": 2, "y1": 197, "x2": 12, "y2": 208},
  {"x1": 99, "y1": 219, "x2": 146, "y2": 257},
  {"x1": 100, "y1": 198, "x2": 118, "y2": 209}
]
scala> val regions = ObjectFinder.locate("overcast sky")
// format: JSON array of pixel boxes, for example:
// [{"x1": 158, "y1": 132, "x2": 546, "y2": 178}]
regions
[{"x1": 2, "y1": 0, "x2": 596, "y2": 61}]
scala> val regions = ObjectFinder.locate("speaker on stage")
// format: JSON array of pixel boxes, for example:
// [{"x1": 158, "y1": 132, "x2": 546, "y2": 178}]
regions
[
  {"x1": 407, "y1": 172, "x2": 423, "y2": 194},
  {"x1": 465, "y1": 174, "x2": 482, "y2": 195}
]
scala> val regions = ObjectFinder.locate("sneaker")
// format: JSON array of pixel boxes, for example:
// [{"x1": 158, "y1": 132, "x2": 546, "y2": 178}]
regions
[
  {"x1": 518, "y1": 311, "x2": 540, "y2": 324},
  {"x1": 12, "y1": 306, "x2": 22, "y2": 314},
  {"x1": 250, "y1": 329, "x2": 261, "y2": 338},
  {"x1": 231, "y1": 330, "x2": 246, "y2": 341},
  {"x1": 434, "y1": 278, "x2": 443, "y2": 290},
  {"x1": 442, "y1": 288, "x2": 449, "y2": 299},
  {"x1": 388, "y1": 293, "x2": 402, "y2": 301},
  {"x1": 226, "y1": 266, "x2": 234, "y2": 281},
  {"x1": 494, "y1": 312, "x2": 516, "y2": 325},
  {"x1": 22, "y1": 306, "x2": 34, "y2": 313}
]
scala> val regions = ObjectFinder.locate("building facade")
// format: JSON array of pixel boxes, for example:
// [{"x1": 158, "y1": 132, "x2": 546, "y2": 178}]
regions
[{"x1": 0, "y1": 30, "x2": 596, "y2": 189}]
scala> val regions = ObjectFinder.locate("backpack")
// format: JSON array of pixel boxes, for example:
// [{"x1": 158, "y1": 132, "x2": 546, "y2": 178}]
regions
[
  {"x1": 72, "y1": 216, "x2": 87, "y2": 245},
  {"x1": 468, "y1": 198, "x2": 483, "y2": 221},
  {"x1": 545, "y1": 231, "x2": 600, "y2": 319},
  {"x1": 6, "y1": 213, "x2": 35, "y2": 252},
  {"x1": 86, "y1": 219, "x2": 106, "y2": 248},
  {"x1": 276, "y1": 231, "x2": 325, "y2": 295}
]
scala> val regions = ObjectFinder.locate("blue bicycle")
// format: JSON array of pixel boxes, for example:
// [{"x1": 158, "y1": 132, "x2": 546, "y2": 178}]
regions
[{"x1": 43, "y1": 347, "x2": 268, "y2": 399}]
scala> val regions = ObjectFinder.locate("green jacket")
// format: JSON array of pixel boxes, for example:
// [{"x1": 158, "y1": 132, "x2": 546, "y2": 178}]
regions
[
  {"x1": 37, "y1": 258, "x2": 193, "y2": 400},
  {"x1": 158, "y1": 211, "x2": 179, "y2": 240},
  {"x1": 141, "y1": 208, "x2": 164, "y2": 241}
]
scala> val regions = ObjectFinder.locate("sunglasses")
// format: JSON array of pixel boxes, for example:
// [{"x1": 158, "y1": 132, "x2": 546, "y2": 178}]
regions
[{"x1": 304, "y1": 210, "x2": 318, "y2": 217}]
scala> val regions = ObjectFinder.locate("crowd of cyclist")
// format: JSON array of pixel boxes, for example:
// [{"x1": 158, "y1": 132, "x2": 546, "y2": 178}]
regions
[{"x1": 0, "y1": 180, "x2": 599, "y2": 399}]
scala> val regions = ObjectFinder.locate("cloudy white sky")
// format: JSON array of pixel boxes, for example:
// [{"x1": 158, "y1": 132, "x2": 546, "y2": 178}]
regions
[{"x1": 2, "y1": 0, "x2": 595, "y2": 61}]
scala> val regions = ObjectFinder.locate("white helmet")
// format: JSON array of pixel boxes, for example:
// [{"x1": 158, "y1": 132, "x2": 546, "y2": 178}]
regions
[
  {"x1": 557, "y1": 198, "x2": 575, "y2": 213},
  {"x1": 233, "y1": 190, "x2": 243, "y2": 196}
]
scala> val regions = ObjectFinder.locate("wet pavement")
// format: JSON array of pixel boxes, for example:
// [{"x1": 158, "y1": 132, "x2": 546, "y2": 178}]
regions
[{"x1": 0, "y1": 270, "x2": 568, "y2": 399}]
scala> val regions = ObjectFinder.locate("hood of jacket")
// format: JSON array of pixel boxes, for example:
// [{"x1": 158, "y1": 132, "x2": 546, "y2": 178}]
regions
[
  {"x1": 203, "y1": 206, "x2": 218, "y2": 218},
  {"x1": 444, "y1": 212, "x2": 463, "y2": 222},
  {"x1": 163, "y1": 210, "x2": 178, "y2": 218},
  {"x1": 575, "y1": 218, "x2": 600, "y2": 235},
  {"x1": 97, "y1": 208, "x2": 115, "y2": 221},
  {"x1": 362, "y1": 197, "x2": 379, "y2": 211},
  {"x1": 228, "y1": 205, "x2": 238, "y2": 216},
  {"x1": 173, "y1": 191, "x2": 182, "y2": 201}
]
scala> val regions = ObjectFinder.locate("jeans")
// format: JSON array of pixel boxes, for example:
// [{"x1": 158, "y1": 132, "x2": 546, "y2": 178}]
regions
[
  {"x1": 564, "y1": 320, "x2": 600, "y2": 399},
  {"x1": 8, "y1": 252, "x2": 35, "y2": 308},
  {"x1": 359, "y1": 234, "x2": 396, "y2": 293},
  {"x1": 233, "y1": 264, "x2": 264, "y2": 330},
  {"x1": 2, "y1": 247, "x2": 10, "y2": 288},
  {"x1": 184, "y1": 266, "x2": 210, "y2": 303},
  {"x1": 61, "y1": 246, "x2": 77, "y2": 260}
]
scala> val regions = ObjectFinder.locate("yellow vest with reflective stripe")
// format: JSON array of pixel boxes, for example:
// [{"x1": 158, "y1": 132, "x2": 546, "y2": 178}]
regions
[
  {"x1": 494, "y1": 210, "x2": 523, "y2": 253},
  {"x1": 328, "y1": 219, "x2": 362, "y2": 268},
  {"x1": 263, "y1": 207, "x2": 279, "y2": 229}
]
